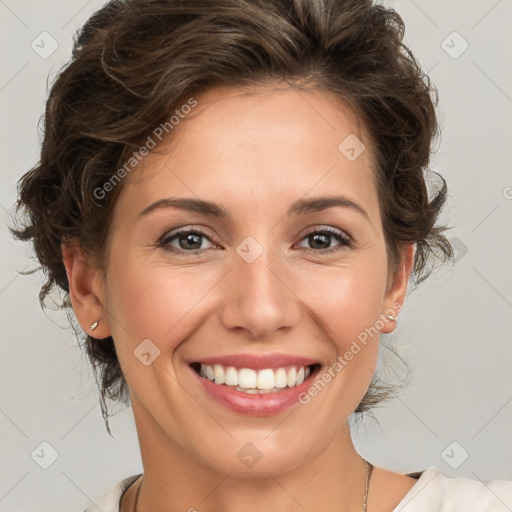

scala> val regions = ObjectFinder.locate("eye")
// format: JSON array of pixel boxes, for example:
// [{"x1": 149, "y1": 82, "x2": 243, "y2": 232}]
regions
[
  {"x1": 159, "y1": 227, "x2": 216, "y2": 254},
  {"x1": 158, "y1": 225, "x2": 351, "y2": 256},
  {"x1": 296, "y1": 227, "x2": 351, "y2": 253}
]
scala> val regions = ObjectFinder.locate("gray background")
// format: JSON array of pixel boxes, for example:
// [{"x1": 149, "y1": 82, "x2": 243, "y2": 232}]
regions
[{"x1": 1, "y1": 1, "x2": 511, "y2": 511}]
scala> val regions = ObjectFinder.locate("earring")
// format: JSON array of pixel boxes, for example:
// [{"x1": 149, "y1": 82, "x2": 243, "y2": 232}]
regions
[
  {"x1": 386, "y1": 314, "x2": 398, "y2": 322},
  {"x1": 89, "y1": 320, "x2": 99, "y2": 331}
]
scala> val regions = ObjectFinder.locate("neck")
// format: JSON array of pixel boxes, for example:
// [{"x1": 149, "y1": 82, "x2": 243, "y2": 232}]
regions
[{"x1": 130, "y1": 396, "x2": 370, "y2": 512}]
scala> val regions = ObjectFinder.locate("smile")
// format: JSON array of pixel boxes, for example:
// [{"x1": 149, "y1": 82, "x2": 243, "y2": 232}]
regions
[{"x1": 191, "y1": 363, "x2": 321, "y2": 394}]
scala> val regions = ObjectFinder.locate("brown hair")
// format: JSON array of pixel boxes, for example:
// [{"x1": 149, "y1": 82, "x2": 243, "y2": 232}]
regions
[{"x1": 11, "y1": 0, "x2": 452, "y2": 434}]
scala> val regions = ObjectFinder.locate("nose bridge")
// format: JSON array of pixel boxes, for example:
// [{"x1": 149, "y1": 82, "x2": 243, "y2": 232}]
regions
[{"x1": 219, "y1": 235, "x2": 299, "y2": 338}]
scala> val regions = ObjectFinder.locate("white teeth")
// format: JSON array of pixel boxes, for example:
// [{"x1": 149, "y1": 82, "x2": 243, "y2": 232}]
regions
[
  {"x1": 224, "y1": 366, "x2": 238, "y2": 386},
  {"x1": 213, "y1": 364, "x2": 224, "y2": 385},
  {"x1": 296, "y1": 367, "x2": 305, "y2": 386},
  {"x1": 287, "y1": 367, "x2": 297, "y2": 387},
  {"x1": 238, "y1": 368, "x2": 257, "y2": 388},
  {"x1": 274, "y1": 368, "x2": 288, "y2": 388},
  {"x1": 257, "y1": 368, "x2": 274, "y2": 390},
  {"x1": 197, "y1": 363, "x2": 314, "y2": 391},
  {"x1": 241, "y1": 388, "x2": 259, "y2": 394}
]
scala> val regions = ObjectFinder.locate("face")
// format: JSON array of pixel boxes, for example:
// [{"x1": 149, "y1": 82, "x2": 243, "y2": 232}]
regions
[{"x1": 83, "y1": 83, "x2": 408, "y2": 476}]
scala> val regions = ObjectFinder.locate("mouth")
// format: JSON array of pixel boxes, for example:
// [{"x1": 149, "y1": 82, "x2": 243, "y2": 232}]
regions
[{"x1": 190, "y1": 362, "x2": 322, "y2": 394}]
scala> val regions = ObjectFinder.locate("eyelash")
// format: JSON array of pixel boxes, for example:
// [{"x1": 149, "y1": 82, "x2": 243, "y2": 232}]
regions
[{"x1": 158, "y1": 226, "x2": 352, "y2": 256}]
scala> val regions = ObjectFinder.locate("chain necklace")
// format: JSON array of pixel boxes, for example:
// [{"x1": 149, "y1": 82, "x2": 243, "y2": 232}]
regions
[
  {"x1": 363, "y1": 460, "x2": 373, "y2": 511},
  {"x1": 133, "y1": 460, "x2": 373, "y2": 511}
]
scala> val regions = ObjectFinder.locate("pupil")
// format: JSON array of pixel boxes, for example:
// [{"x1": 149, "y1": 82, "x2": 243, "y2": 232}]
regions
[
  {"x1": 181, "y1": 233, "x2": 201, "y2": 250},
  {"x1": 311, "y1": 233, "x2": 329, "y2": 249}
]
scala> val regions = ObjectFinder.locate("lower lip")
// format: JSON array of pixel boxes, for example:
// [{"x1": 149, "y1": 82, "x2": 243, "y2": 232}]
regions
[{"x1": 189, "y1": 365, "x2": 319, "y2": 416}]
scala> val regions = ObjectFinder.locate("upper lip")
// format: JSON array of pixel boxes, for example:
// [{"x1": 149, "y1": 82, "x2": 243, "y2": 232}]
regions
[{"x1": 189, "y1": 353, "x2": 320, "y2": 370}]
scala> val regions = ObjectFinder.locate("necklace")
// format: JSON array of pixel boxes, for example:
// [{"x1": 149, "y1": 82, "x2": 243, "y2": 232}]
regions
[
  {"x1": 363, "y1": 460, "x2": 373, "y2": 511},
  {"x1": 133, "y1": 460, "x2": 373, "y2": 511}
]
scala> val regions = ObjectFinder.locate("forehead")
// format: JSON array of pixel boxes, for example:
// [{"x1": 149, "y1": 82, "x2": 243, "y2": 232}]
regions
[
  {"x1": 175, "y1": 83, "x2": 372, "y2": 160},
  {"x1": 115, "y1": 83, "x2": 380, "y2": 223}
]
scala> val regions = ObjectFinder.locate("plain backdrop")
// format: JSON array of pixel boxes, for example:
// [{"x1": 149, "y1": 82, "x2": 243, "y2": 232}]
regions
[{"x1": 1, "y1": 1, "x2": 511, "y2": 511}]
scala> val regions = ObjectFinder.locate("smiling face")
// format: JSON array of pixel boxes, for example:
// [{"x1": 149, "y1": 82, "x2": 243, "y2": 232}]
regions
[{"x1": 75, "y1": 83, "x2": 411, "y2": 477}]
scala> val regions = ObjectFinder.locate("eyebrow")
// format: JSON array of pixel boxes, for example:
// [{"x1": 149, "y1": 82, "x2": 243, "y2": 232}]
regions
[{"x1": 138, "y1": 195, "x2": 370, "y2": 222}]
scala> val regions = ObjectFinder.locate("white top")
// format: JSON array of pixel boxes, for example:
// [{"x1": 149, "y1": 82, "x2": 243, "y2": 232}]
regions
[{"x1": 82, "y1": 467, "x2": 512, "y2": 511}]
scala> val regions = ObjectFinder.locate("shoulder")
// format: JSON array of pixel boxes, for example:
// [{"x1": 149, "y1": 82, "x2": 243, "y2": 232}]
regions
[
  {"x1": 82, "y1": 474, "x2": 142, "y2": 512},
  {"x1": 392, "y1": 466, "x2": 512, "y2": 511}
]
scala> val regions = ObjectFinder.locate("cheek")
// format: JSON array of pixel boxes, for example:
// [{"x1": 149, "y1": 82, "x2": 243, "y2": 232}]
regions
[
  {"x1": 335, "y1": 274, "x2": 385, "y2": 338},
  {"x1": 287, "y1": 258, "x2": 387, "y2": 444},
  {"x1": 316, "y1": 272, "x2": 384, "y2": 394},
  {"x1": 105, "y1": 257, "x2": 218, "y2": 355},
  {"x1": 302, "y1": 257, "x2": 388, "y2": 345}
]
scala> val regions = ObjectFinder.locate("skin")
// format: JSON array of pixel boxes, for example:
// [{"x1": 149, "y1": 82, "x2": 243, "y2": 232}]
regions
[{"x1": 63, "y1": 82, "x2": 417, "y2": 511}]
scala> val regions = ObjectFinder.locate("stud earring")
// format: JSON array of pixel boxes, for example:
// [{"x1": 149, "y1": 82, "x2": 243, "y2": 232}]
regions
[
  {"x1": 386, "y1": 314, "x2": 398, "y2": 322},
  {"x1": 89, "y1": 320, "x2": 99, "y2": 331}
]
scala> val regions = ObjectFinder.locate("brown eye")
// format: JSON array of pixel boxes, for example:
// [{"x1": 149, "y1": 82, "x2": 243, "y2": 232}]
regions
[
  {"x1": 160, "y1": 228, "x2": 215, "y2": 254},
  {"x1": 297, "y1": 228, "x2": 351, "y2": 253}
]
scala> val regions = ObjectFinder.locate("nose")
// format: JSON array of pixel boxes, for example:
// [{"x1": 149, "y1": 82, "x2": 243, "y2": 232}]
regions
[{"x1": 218, "y1": 245, "x2": 301, "y2": 340}]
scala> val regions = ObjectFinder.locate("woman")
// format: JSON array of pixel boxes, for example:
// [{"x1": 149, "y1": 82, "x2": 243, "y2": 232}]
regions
[{"x1": 12, "y1": 0, "x2": 512, "y2": 510}]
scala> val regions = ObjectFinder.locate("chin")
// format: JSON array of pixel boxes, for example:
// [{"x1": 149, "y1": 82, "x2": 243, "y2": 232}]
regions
[
  {"x1": 212, "y1": 450, "x2": 306, "y2": 477},
  {"x1": 192, "y1": 433, "x2": 315, "y2": 477}
]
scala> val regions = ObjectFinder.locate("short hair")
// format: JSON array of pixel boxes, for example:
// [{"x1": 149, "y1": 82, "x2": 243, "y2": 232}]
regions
[{"x1": 12, "y1": 0, "x2": 453, "y2": 432}]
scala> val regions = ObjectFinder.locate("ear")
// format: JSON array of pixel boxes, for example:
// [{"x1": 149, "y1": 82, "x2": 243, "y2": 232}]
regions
[
  {"x1": 61, "y1": 239, "x2": 111, "y2": 338},
  {"x1": 379, "y1": 243, "x2": 415, "y2": 334}
]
